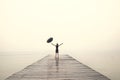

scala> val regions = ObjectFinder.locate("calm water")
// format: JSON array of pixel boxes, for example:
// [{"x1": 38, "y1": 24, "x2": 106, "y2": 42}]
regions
[
  {"x1": 0, "y1": 52, "x2": 47, "y2": 80},
  {"x1": 0, "y1": 51, "x2": 120, "y2": 80}
]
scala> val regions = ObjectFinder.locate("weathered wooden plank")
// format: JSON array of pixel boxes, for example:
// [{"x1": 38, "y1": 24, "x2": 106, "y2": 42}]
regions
[{"x1": 5, "y1": 55, "x2": 110, "y2": 80}]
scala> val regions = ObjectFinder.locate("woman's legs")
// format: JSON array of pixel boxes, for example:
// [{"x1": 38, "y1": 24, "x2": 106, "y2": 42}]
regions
[{"x1": 55, "y1": 53, "x2": 59, "y2": 59}]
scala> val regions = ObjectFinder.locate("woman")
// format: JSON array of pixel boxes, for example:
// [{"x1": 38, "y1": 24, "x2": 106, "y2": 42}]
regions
[{"x1": 51, "y1": 43, "x2": 63, "y2": 58}]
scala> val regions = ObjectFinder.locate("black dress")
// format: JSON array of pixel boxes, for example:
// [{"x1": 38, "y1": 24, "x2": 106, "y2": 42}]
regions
[{"x1": 56, "y1": 45, "x2": 59, "y2": 53}]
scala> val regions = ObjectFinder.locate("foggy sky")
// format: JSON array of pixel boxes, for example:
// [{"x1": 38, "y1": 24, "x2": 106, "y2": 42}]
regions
[{"x1": 0, "y1": 0, "x2": 120, "y2": 52}]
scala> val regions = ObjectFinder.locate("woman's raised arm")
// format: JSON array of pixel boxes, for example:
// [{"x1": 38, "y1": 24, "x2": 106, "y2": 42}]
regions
[
  {"x1": 59, "y1": 43, "x2": 63, "y2": 46},
  {"x1": 51, "y1": 43, "x2": 56, "y2": 46}
]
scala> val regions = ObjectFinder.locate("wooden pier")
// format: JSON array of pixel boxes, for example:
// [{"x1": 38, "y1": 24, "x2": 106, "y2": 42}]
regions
[{"x1": 5, "y1": 55, "x2": 110, "y2": 80}]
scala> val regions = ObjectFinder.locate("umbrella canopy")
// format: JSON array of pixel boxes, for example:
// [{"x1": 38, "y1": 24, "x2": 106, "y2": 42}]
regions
[{"x1": 47, "y1": 37, "x2": 53, "y2": 43}]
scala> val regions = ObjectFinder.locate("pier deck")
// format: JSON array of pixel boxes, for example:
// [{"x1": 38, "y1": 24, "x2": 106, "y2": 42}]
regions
[{"x1": 5, "y1": 55, "x2": 110, "y2": 80}]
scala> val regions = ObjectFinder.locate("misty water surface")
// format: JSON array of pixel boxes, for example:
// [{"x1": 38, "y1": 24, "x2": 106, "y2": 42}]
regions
[{"x1": 0, "y1": 51, "x2": 120, "y2": 80}]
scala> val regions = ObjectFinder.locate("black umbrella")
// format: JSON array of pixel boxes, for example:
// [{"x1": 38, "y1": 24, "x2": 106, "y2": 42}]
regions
[{"x1": 47, "y1": 37, "x2": 53, "y2": 43}]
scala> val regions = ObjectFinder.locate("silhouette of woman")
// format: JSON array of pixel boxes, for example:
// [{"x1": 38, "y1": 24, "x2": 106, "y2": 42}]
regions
[{"x1": 51, "y1": 43, "x2": 63, "y2": 58}]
